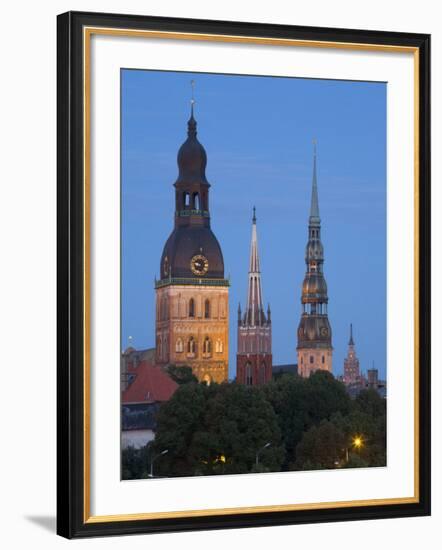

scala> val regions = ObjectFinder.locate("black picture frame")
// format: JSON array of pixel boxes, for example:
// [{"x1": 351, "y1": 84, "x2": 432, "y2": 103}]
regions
[{"x1": 57, "y1": 10, "x2": 431, "y2": 539}]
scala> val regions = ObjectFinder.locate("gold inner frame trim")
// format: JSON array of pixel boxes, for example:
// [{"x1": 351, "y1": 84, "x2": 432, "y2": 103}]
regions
[{"x1": 82, "y1": 26, "x2": 420, "y2": 524}]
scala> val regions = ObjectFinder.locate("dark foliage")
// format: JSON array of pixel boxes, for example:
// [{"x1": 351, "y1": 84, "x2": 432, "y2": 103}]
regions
[{"x1": 122, "y1": 373, "x2": 386, "y2": 478}]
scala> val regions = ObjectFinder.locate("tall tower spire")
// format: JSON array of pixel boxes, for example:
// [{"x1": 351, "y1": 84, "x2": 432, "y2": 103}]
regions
[
  {"x1": 246, "y1": 207, "x2": 263, "y2": 325},
  {"x1": 343, "y1": 323, "x2": 360, "y2": 385},
  {"x1": 297, "y1": 142, "x2": 333, "y2": 377},
  {"x1": 310, "y1": 140, "x2": 320, "y2": 223},
  {"x1": 237, "y1": 209, "x2": 272, "y2": 386},
  {"x1": 156, "y1": 88, "x2": 229, "y2": 384}
]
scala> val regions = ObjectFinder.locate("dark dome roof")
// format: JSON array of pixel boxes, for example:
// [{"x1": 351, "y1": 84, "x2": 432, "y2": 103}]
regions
[
  {"x1": 160, "y1": 225, "x2": 224, "y2": 279},
  {"x1": 175, "y1": 113, "x2": 209, "y2": 186},
  {"x1": 297, "y1": 316, "x2": 332, "y2": 347},
  {"x1": 302, "y1": 273, "x2": 328, "y2": 303}
]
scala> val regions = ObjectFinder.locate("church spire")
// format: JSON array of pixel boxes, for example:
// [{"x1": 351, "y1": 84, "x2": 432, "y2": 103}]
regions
[
  {"x1": 187, "y1": 79, "x2": 197, "y2": 137},
  {"x1": 349, "y1": 323, "x2": 354, "y2": 346},
  {"x1": 309, "y1": 140, "x2": 320, "y2": 224},
  {"x1": 236, "y1": 209, "x2": 272, "y2": 386},
  {"x1": 297, "y1": 142, "x2": 333, "y2": 377},
  {"x1": 245, "y1": 207, "x2": 263, "y2": 325}
]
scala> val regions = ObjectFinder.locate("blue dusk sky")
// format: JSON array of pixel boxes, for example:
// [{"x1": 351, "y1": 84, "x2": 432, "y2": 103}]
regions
[{"x1": 121, "y1": 69, "x2": 386, "y2": 380}]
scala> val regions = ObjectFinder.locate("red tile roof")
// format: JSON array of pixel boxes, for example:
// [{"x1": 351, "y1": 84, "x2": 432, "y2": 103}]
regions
[{"x1": 122, "y1": 360, "x2": 178, "y2": 404}]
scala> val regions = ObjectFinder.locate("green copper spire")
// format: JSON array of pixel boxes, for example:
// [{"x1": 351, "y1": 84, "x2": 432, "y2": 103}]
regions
[{"x1": 309, "y1": 140, "x2": 320, "y2": 224}]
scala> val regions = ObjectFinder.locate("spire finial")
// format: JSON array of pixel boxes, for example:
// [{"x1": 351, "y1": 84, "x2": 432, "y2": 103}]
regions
[
  {"x1": 190, "y1": 79, "x2": 195, "y2": 111},
  {"x1": 252, "y1": 206, "x2": 256, "y2": 224},
  {"x1": 309, "y1": 139, "x2": 320, "y2": 222},
  {"x1": 349, "y1": 323, "x2": 354, "y2": 346},
  {"x1": 187, "y1": 80, "x2": 197, "y2": 137}
]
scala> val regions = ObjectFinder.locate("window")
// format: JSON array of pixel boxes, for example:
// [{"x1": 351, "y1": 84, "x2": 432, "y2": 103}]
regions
[
  {"x1": 245, "y1": 362, "x2": 252, "y2": 386},
  {"x1": 193, "y1": 192, "x2": 200, "y2": 210},
  {"x1": 176, "y1": 338, "x2": 183, "y2": 353},
  {"x1": 189, "y1": 298, "x2": 195, "y2": 317},
  {"x1": 310, "y1": 355, "x2": 314, "y2": 364},
  {"x1": 187, "y1": 337, "x2": 195, "y2": 354},
  {"x1": 203, "y1": 337, "x2": 211, "y2": 354},
  {"x1": 204, "y1": 299, "x2": 210, "y2": 318},
  {"x1": 183, "y1": 192, "x2": 190, "y2": 207},
  {"x1": 322, "y1": 355, "x2": 325, "y2": 364},
  {"x1": 215, "y1": 339, "x2": 223, "y2": 353}
]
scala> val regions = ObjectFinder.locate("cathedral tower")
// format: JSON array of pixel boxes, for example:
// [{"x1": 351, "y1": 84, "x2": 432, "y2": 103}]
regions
[
  {"x1": 236, "y1": 208, "x2": 272, "y2": 385},
  {"x1": 297, "y1": 144, "x2": 333, "y2": 377},
  {"x1": 343, "y1": 324, "x2": 361, "y2": 385},
  {"x1": 155, "y1": 93, "x2": 229, "y2": 384}
]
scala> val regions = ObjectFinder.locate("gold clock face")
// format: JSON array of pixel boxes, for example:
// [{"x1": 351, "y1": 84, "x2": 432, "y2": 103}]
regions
[
  {"x1": 190, "y1": 254, "x2": 209, "y2": 276},
  {"x1": 320, "y1": 327, "x2": 328, "y2": 337}
]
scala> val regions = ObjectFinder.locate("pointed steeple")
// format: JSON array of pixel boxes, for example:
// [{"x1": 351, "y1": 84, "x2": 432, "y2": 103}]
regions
[
  {"x1": 309, "y1": 140, "x2": 320, "y2": 225},
  {"x1": 187, "y1": 79, "x2": 197, "y2": 137},
  {"x1": 249, "y1": 207, "x2": 260, "y2": 274},
  {"x1": 245, "y1": 208, "x2": 264, "y2": 326},
  {"x1": 349, "y1": 323, "x2": 354, "y2": 346}
]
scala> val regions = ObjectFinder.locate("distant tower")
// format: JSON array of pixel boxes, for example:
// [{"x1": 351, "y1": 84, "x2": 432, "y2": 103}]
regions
[
  {"x1": 155, "y1": 86, "x2": 229, "y2": 384},
  {"x1": 297, "y1": 143, "x2": 333, "y2": 377},
  {"x1": 236, "y1": 208, "x2": 272, "y2": 385},
  {"x1": 343, "y1": 324, "x2": 360, "y2": 385},
  {"x1": 367, "y1": 362, "x2": 379, "y2": 389}
]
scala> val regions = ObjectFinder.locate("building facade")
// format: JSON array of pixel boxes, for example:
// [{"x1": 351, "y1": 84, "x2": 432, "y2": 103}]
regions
[
  {"x1": 155, "y1": 102, "x2": 229, "y2": 384},
  {"x1": 236, "y1": 209, "x2": 272, "y2": 385},
  {"x1": 343, "y1": 324, "x2": 361, "y2": 385},
  {"x1": 297, "y1": 145, "x2": 333, "y2": 377}
]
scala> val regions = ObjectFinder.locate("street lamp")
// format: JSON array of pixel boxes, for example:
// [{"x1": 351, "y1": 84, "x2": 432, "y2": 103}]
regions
[
  {"x1": 255, "y1": 442, "x2": 271, "y2": 466},
  {"x1": 149, "y1": 449, "x2": 169, "y2": 478},
  {"x1": 345, "y1": 435, "x2": 364, "y2": 462}
]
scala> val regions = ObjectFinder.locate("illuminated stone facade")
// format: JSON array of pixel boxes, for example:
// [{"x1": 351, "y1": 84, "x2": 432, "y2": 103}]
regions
[{"x1": 155, "y1": 284, "x2": 229, "y2": 383}]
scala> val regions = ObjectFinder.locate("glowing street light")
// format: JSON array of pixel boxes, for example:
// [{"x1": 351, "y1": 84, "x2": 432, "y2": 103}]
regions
[
  {"x1": 345, "y1": 435, "x2": 364, "y2": 463},
  {"x1": 149, "y1": 449, "x2": 169, "y2": 478}
]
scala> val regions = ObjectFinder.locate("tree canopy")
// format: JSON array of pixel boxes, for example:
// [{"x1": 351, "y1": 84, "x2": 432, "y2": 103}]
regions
[{"x1": 122, "y1": 372, "x2": 386, "y2": 479}]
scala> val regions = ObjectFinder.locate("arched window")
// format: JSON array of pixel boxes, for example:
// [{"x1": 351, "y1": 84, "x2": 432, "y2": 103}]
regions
[
  {"x1": 176, "y1": 338, "x2": 183, "y2": 353},
  {"x1": 215, "y1": 339, "x2": 223, "y2": 353},
  {"x1": 157, "y1": 337, "x2": 162, "y2": 359},
  {"x1": 183, "y1": 192, "x2": 190, "y2": 207},
  {"x1": 322, "y1": 355, "x2": 325, "y2": 364},
  {"x1": 245, "y1": 362, "x2": 252, "y2": 386},
  {"x1": 189, "y1": 298, "x2": 195, "y2": 318},
  {"x1": 204, "y1": 299, "x2": 210, "y2": 319},
  {"x1": 310, "y1": 355, "x2": 314, "y2": 364},
  {"x1": 193, "y1": 192, "x2": 200, "y2": 210},
  {"x1": 203, "y1": 337, "x2": 211, "y2": 354},
  {"x1": 187, "y1": 336, "x2": 196, "y2": 354}
]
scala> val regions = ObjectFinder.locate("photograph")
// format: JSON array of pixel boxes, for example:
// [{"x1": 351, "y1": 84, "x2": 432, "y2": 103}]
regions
[{"x1": 120, "y1": 69, "x2": 387, "y2": 480}]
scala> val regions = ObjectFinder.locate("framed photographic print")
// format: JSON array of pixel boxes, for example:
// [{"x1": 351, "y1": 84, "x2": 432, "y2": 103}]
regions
[{"x1": 57, "y1": 11, "x2": 431, "y2": 538}]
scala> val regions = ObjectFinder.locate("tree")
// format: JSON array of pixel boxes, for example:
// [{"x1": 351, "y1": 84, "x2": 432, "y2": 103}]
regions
[
  {"x1": 152, "y1": 383, "x2": 284, "y2": 477},
  {"x1": 165, "y1": 364, "x2": 198, "y2": 385},
  {"x1": 261, "y1": 371, "x2": 351, "y2": 469},
  {"x1": 293, "y1": 420, "x2": 346, "y2": 470}
]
